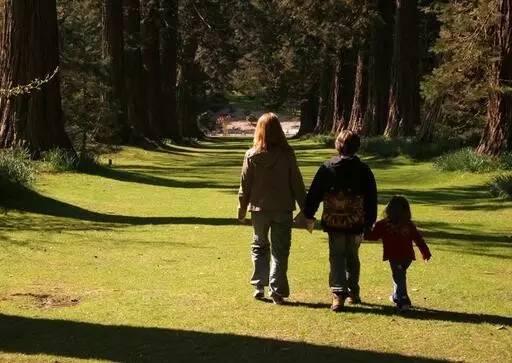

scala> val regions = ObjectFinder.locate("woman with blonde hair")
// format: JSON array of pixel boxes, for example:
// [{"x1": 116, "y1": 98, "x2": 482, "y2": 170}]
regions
[{"x1": 238, "y1": 112, "x2": 306, "y2": 304}]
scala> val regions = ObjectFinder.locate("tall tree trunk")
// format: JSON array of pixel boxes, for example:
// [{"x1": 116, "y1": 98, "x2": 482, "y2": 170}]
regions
[
  {"x1": 477, "y1": 0, "x2": 512, "y2": 155},
  {"x1": 161, "y1": 0, "x2": 180, "y2": 142},
  {"x1": 0, "y1": 0, "x2": 73, "y2": 156},
  {"x1": 332, "y1": 48, "x2": 357, "y2": 134},
  {"x1": 314, "y1": 64, "x2": 333, "y2": 133},
  {"x1": 365, "y1": 0, "x2": 395, "y2": 136},
  {"x1": 348, "y1": 51, "x2": 368, "y2": 134},
  {"x1": 177, "y1": 37, "x2": 203, "y2": 138},
  {"x1": 102, "y1": 0, "x2": 129, "y2": 142},
  {"x1": 124, "y1": 0, "x2": 149, "y2": 140},
  {"x1": 141, "y1": 0, "x2": 163, "y2": 139},
  {"x1": 330, "y1": 59, "x2": 343, "y2": 134},
  {"x1": 297, "y1": 85, "x2": 319, "y2": 137},
  {"x1": 385, "y1": 0, "x2": 420, "y2": 138},
  {"x1": 419, "y1": 98, "x2": 442, "y2": 142}
]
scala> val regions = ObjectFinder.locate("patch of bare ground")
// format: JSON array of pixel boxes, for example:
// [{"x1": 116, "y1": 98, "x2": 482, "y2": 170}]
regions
[{"x1": 7, "y1": 292, "x2": 80, "y2": 309}]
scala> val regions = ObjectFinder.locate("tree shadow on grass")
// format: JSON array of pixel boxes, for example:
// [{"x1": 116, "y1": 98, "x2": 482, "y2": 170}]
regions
[
  {"x1": 285, "y1": 302, "x2": 512, "y2": 327},
  {"x1": 1, "y1": 185, "x2": 238, "y2": 227},
  {"x1": 84, "y1": 164, "x2": 237, "y2": 189},
  {"x1": 379, "y1": 186, "x2": 512, "y2": 211},
  {"x1": 0, "y1": 314, "x2": 446, "y2": 362}
]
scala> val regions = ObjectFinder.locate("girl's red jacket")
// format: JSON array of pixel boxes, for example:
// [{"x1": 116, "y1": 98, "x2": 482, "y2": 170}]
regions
[{"x1": 365, "y1": 219, "x2": 431, "y2": 261}]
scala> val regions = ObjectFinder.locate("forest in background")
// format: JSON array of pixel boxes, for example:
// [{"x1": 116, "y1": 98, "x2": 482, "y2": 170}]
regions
[{"x1": 0, "y1": 0, "x2": 511, "y2": 158}]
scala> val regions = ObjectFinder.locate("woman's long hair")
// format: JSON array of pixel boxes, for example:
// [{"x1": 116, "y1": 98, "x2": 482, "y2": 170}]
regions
[
  {"x1": 253, "y1": 113, "x2": 290, "y2": 153},
  {"x1": 384, "y1": 196, "x2": 412, "y2": 226}
]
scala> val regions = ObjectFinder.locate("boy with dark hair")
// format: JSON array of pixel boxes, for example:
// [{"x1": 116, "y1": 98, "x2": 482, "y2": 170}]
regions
[{"x1": 304, "y1": 130, "x2": 377, "y2": 312}]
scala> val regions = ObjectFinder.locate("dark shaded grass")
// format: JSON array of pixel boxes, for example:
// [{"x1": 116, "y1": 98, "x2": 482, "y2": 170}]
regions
[{"x1": 0, "y1": 314, "x2": 448, "y2": 363}]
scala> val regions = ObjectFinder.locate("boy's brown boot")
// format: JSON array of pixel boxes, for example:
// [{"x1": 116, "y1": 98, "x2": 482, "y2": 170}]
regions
[{"x1": 331, "y1": 293, "x2": 345, "y2": 312}]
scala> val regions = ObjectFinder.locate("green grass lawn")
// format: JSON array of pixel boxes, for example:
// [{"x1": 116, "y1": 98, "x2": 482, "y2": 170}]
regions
[{"x1": 1, "y1": 138, "x2": 511, "y2": 362}]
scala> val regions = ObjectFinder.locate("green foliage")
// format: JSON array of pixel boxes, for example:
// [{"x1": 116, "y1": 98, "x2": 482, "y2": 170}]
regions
[
  {"x1": 421, "y1": 0, "x2": 499, "y2": 130},
  {"x1": 58, "y1": 0, "x2": 114, "y2": 148},
  {"x1": 0, "y1": 148, "x2": 35, "y2": 187},
  {"x1": 489, "y1": 174, "x2": 512, "y2": 199},
  {"x1": 360, "y1": 137, "x2": 459, "y2": 160},
  {"x1": 299, "y1": 133, "x2": 335, "y2": 148},
  {"x1": 228, "y1": 1, "x2": 372, "y2": 108},
  {"x1": 433, "y1": 148, "x2": 507, "y2": 173},
  {"x1": 41, "y1": 148, "x2": 99, "y2": 172},
  {"x1": 303, "y1": 134, "x2": 461, "y2": 160}
]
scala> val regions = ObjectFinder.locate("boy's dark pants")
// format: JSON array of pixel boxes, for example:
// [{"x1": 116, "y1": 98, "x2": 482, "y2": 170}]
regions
[
  {"x1": 389, "y1": 260, "x2": 412, "y2": 303},
  {"x1": 328, "y1": 232, "x2": 361, "y2": 296}
]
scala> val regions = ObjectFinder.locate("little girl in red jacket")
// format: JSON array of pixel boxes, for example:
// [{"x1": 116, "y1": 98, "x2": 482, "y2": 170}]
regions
[{"x1": 365, "y1": 196, "x2": 431, "y2": 311}]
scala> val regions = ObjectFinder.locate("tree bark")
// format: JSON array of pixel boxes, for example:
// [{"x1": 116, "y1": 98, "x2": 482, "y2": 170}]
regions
[
  {"x1": 348, "y1": 51, "x2": 368, "y2": 134},
  {"x1": 419, "y1": 98, "x2": 442, "y2": 142},
  {"x1": 365, "y1": 0, "x2": 395, "y2": 136},
  {"x1": 0, "y1": 0, "x2": 73, "y2": 156},
  {"x1": 478, "y1": 0, "x2": 512, "y2": 155},
  {"x1": 141, "y1": 0, "x2": 163, "y2": 139},
  {"x1": 102, "y1": 0, "x2": 129, "y2": 142},
  {"x1": 385, "y1": 0, "x2": 420, "y2": 138},
  {"x1": 314, "y1": 64, "x2": 333, "y2": 134},
  {"x1": 297, "y1": 84, "x2": 319, "y2": 137},
  {"x1": 161, "y1": 0, "x2": 180, "y2": 142},
  {"x1": 177, "y1": 36, "x2": 203, "y2": 138},
  {"x1": 332, "y1": 49, "x2": 357, "y2": 134},
  {"x1": 124, "y1": 0, "x2": 149, "y2": 140}
]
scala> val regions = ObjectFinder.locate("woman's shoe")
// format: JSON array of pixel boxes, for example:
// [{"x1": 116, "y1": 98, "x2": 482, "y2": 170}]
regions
[
  {"x1": 253, "y1": 287, "x2": 265, "y2": 300},
  {"x1": 270, "y1": 293, "x2": 285, "y2": 305}
]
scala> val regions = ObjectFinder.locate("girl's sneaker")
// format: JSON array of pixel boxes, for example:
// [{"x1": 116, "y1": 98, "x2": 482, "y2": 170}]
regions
[{"x1": 389, "y1": 295, "x2": 412, "y2": 311}]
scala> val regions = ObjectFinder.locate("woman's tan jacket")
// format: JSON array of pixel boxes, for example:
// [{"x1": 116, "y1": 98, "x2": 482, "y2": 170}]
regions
[{"x1": 238, "y1": 147, "x2": 306, "y2": 219}]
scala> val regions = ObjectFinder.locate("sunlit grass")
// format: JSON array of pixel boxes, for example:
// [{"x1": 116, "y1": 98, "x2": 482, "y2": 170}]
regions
[{"x1": 1, "y1": 138, "x2": 511, "y2": 362}]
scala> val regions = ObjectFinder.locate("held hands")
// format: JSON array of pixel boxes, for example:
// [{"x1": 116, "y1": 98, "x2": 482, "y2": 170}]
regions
[
  {"x1": 237, "y1": 207, "x2": 249, "y2": 225},
  {"x1": 293, "y1": 211, "x2": 315, "y2": 234},
  {"x1": 423, "y1": 251, "x2": 432, "y2": 262},
  {"x1": 305, "y1": 218, "x2": 315, "y2": 233}
]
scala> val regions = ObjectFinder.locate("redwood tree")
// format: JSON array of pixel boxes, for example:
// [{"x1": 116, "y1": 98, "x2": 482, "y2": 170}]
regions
[
  {"x1": 365, "y1": 0, "x2": 395, "y2": 135},
  {"x1": 141, "y1": 0, "x2": 163, "y2": 138},
  {"x1": 347, "y1": 50, "x2": 368, "y2": 133},
  {"x1": 124, "y1": 0, "x2": 149, "y2": 139},
  {"x1": 385, "y1": 0, "x2": 420, "y2": 137},
  {"x1": 102, "y1": 0, "x2": 129, "y2": 142},
  {"x1": 161, "y1": 0, "x2": 180, "y2": 141},
  {"x1": 477, "y1": 0, "x2": 512, "y2": 155},
  {"x1": 0, "y1": 0, "x2": 73, "y2": 155}
]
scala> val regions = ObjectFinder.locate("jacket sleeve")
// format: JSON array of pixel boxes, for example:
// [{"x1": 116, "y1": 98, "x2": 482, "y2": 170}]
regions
[
  {"x1": 238, "y1": 151, "x2": 253, "y2": 218},
  {"x1": 412, "y1": 224, "x2": 431, "y2": 260},
  {"x1": 363, "y1": 166, "x2": 378, "y2": 231},
  {"x1": 304, "y1": 165, "x2": 328, "y2": 219},
  {"x1": 364, "y1": 221, "x2": 382, "y2": 241},
  {"x1": 290, "y1": 151, "x2": 307, "y2": 211}
]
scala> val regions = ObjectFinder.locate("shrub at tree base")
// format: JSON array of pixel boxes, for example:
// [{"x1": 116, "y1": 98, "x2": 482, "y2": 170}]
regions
[
  {"x1": 489, "y1": 174, "x2": 512, "y2": 199},
  {"x1": 434, "y1": 148, "x2": 512, "y2": 173},
  {"x1": 0, "y1": 148, "x2": 35, "y2": 187},
  {"x1": 303, "y1": 135, "x2": 460, "y2": 160},
  {"x1": 41, "y1": 148, "x2": 99, "y2": 172}
]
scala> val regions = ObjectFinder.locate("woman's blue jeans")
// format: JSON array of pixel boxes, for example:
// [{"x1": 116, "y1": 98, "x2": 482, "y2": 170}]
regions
[{"x1": 250, "y1": 211, "x2": 293, "y2": 297}]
